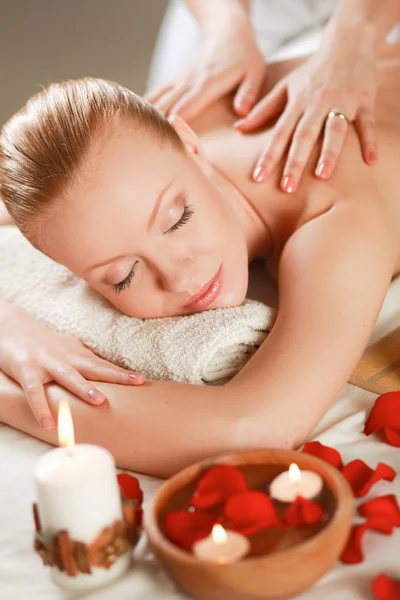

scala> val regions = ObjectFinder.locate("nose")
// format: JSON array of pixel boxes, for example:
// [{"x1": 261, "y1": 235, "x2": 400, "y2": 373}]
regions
[{"x1": 158, "y1": 256, "x2": 200, "y2": 295}]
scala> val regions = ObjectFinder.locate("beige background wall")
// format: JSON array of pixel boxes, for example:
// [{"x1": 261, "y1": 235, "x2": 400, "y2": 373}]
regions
[{"x1": 0, "y1": 0, "x2": 169, "y2": 126}]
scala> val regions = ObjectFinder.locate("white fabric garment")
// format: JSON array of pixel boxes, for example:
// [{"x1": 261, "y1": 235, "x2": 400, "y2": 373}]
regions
[{"x1": 0, "y1": 226, "x2": 276, "y2": 386}]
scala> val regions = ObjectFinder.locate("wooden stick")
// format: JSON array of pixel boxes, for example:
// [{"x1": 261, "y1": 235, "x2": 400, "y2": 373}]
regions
[
  {"x1": 56, "y1": 531, "x2": 78, "y2": 577},
  {"x1": 32, "y1": 503, "x2": 40, "y2": 533}
]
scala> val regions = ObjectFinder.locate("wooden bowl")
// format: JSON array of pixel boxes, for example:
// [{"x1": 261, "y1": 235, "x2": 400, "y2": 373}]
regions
[{"x1": 144, "y1": 449, "x2": 354, "y2": 600}]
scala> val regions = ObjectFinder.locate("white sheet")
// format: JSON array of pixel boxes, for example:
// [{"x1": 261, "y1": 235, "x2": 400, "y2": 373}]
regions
[{"x1": 1, "y1": 260, "x2": 400, "y2": 599}]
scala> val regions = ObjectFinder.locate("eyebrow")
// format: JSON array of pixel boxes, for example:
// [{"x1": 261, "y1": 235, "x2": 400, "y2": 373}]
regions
[{"x1": 84, "y1": 178, "x2": 175, "y2": 276}]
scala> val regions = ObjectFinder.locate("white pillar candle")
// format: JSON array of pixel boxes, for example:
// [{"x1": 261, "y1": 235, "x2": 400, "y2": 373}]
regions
[
  {"x1": 193, "y1": 524, "x2": 250, "y2": 563},
  {"x1": 269, "y1": 463, "x2": 323, "y2": 502},
  {"x1": 34, "y1": 402, "x2": 131, "y2": 591}
]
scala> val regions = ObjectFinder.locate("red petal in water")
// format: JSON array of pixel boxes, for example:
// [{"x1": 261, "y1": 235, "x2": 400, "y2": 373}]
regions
[
  {"x1": 284, "y1": 496, "x2": 325, "y2": 527},
  {"x1": 301, "y1": 441, "x2": 343, "y2": 470},
  {"x1": 364, "y1": 392, "x2": 400, "y2": 447},
  {"x1": 341, "y1": 460, "x2": 396, "y2": 497},
  {"x1": 190, "y1": 465, "x2": 248, "y2": 510},
  {"x1": 164, "y1": 509, "x2": 218, "y2": 551},
  {"x1": 371, "y1": 573, "x2": 400, "y2": 600},
  {"x1": 223, "y1": 490, "x2": 281, "y2": 536}
]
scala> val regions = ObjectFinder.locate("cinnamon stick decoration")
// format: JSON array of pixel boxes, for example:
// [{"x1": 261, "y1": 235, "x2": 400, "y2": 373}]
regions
[
  {"x1": 32, "y1": 503, "x2": 40, "y2": 533},
  {"x1": 32, "y1": 489, "x2": 139, "y2": 576},
  {"x1": 56, "y1": 531, "x2": 78, "y2": 577},
  {"x1": 75, "y1": 541, "x2": 92, "y2": 574}
]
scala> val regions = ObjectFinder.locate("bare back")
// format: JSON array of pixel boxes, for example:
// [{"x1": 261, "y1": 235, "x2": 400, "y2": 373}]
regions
[{"x1": 190, "y1": 45, "x2": 400, "y2": 280}]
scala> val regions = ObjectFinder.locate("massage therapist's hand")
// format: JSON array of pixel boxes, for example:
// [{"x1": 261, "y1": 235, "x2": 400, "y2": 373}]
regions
[
  {"x1": 235, "y1": 32, "x2": 378, "y2": 193},
  {"x1": 0, "y1": 302, "x2": 145, "y2": 430},
  {"x1": 145, "y1": 18, "x2": 266, "y2": 121}
]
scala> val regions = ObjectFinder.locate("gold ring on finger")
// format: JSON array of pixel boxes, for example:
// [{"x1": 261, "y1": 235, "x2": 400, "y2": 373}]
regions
[{"x1": 327, "y1": 110, "x2": 350, "y2": 125}]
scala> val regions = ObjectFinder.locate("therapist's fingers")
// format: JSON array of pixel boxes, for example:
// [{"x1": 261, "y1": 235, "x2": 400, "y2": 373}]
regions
[
  {"x1": 315, "y1": 111, "x2": 349, "y2": 180},
  {"x1": 251, "y1": 103, "x2": 303, "y2": 183},
  {"x1": 167, "y1": 80, "x2": 220, "y2": 121},
  {"x1": 280, "y1": 109, "x2": 326, "y2": 193},
  {"x1": 169, "y1": 69, "x2": 244, "y2": 121},
  {"x1": 355, "y1": 105, "x2": 378, "y2": 166},
  {"x1": 153, "y1": 83, "x2": 191, "y2": 116},
  {"x1": 15, "y1": 363, "x2": 55, "y2": 429},
  {"x1": 144, "y1": 83, "x2": 173, "y2": 105},
  {"x1": 233, "y1": 82, "x2": 287, "y2": 131},
  {"x1": 233, "y1": 68, "x2": 266, "y2": 117}
]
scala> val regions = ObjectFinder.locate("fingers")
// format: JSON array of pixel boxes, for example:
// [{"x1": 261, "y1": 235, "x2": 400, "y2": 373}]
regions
[
  {"x1": 144, "y1": 83, "x2": 173, "y2": 105},
  {"x1": 355, "y1": 105, "x2": 378, "y2": 165},
  {"x1": 153, "y1": 83, "x2": 191, "y2": 116},
  {"x1": 233, "y1": 83, "x2": 287, "y2": 131},
  {"x1": 233, "y1": 69, "x2": 265, "y2": 117},
  {"x1": 251, "y1": 103, "x2": 302, "y2": 183},
  {"x1": 48, "y1": 363, "x2": 110, "y2": 407},
  {"x1": 79, "y1": 358, "x2": 146, "y2": 386},
  {"x1": 315, "y1": 111, "x2": 349, "y2": 181},
  {"x1": 169, "y1": 69, "x2": 244, "y2": 122},
  {"x1": 17, "y1": 364, "x2": 55, "y2": 430},
  {"x1": 280, "y1": 109, "x2": 326, "y2": 193},
  {"x1": 167, "y1": 79, "x2": 221, "y2": 122}
]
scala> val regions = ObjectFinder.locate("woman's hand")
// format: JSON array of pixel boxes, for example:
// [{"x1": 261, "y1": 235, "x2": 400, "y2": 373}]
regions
[
  {"x1": 235, "y1": 33, "x2": 378, "y2": 193},
  {"x1": 145, "y1": 19, "x2": 266, "y2": 122},
  {"x1": 0, "y1": 302, "x2": 145, "y2": 430}
]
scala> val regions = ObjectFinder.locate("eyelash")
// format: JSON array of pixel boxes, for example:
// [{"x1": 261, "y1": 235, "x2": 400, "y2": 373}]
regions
[{"x1": 112, "y1": 204, "x2": 195, "y2": 294}]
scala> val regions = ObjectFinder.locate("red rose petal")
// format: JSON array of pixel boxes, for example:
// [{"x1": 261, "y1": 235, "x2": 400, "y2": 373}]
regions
[
  {"x1": 384, "y1": 429, "x2": 400, "y2": 447},
  {"x1": 117, "y1": 473, "x2": 144, "y2": 505},
  {"x1": 341, "y1": 460, "x2": 396, "y2": 497},
  {"x1": 117, "y1": 473, "x2": 144, "y2": 527},
  {"x1": 284, "y1": 496, "x2": 325, "y2": 527},
  {"x1": 340, "y1": 517, "x2": 394, "y2": 564},
  {"x1": 190, "y1": 465, "x2": 248, "y2": 510},
  {"x1": 302, "y1": 441, "x2": 343, "y2": 470},
  {"x1": 164, "y1": 509, "x2": 218, "y2": 551},
  {"x1": 358, "y1": 495, "x2": 400, "y2": 527},
  {"x1": 372, "y1": 573, "x2": 400, "y2": 600},
  {"x1": 364, "y1": 392, "x2": 400, "y2": 447},
  {"x1": 224, "y1": 490, "x2": 281, "y2": 536}
]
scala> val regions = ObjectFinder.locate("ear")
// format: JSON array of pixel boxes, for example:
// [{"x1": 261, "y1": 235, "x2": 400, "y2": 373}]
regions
[{"x1": 168, "y1": 114, "x2": 213, "y2": 177}]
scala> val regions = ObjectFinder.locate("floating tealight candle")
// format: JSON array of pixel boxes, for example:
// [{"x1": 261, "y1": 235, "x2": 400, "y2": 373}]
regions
[
  {"x1": 269, "y1": 463, "x2": 323, "y2": 502},
  {"x1": 192, "y1": 524, "x2": 250, "y2": 563}
]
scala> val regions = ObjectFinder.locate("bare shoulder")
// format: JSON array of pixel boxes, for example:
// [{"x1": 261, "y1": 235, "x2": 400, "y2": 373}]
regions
[{"x1": 281, "y1": 197, "x2": 398, "y2": 283}]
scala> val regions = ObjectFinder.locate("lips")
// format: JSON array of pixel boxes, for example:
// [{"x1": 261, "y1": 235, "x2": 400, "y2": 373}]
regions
[{"x1": 182, "y1": 265, "x2": 223, "y2": 310}]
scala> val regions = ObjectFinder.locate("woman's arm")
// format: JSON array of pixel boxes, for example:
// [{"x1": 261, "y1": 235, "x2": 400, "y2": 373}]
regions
[
  {"x1": 324, "y1": 0, "x2": 400, "y2": 53},
  {"x1": 226, "y1": 197, "x2": 398, "y2": 449},
  {"x1": 0, "y1": 372, "x2": 241, "y2": 478},
  {"x1": 185, "y1": 0, "x2": 250, "y2": 34}
]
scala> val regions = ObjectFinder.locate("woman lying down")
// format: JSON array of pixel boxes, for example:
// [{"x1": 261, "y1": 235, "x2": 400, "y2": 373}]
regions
[{"x1": 0, "y1": 46, "x2": 400, "y2": 479}]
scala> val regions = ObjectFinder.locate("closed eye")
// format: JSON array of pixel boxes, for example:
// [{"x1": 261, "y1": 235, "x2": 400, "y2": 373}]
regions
[{"x1": 112, "y1": 204, "x2": 194, "y2": 294}]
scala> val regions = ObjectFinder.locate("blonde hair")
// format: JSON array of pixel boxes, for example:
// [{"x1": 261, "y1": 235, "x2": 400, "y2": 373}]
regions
[{"x1": 0, "y1": 77, "x2": 183, "y2": 241}]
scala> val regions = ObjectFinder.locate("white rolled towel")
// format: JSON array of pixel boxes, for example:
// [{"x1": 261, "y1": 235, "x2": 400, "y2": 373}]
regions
[{"x1": 0, "y1": 227, "x2": 276, "y2": 385}]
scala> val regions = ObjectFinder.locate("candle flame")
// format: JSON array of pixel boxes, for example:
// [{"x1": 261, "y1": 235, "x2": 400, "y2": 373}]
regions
[
  {"x1": 58, "y1": 401, "x2": 75, "y2": 449},
  {"x1": 212, "y1": 524, "x2": 227, "y2": 544},
  {"x1": 289, "y1": 463, "x2": 301, "y2": 483}
]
